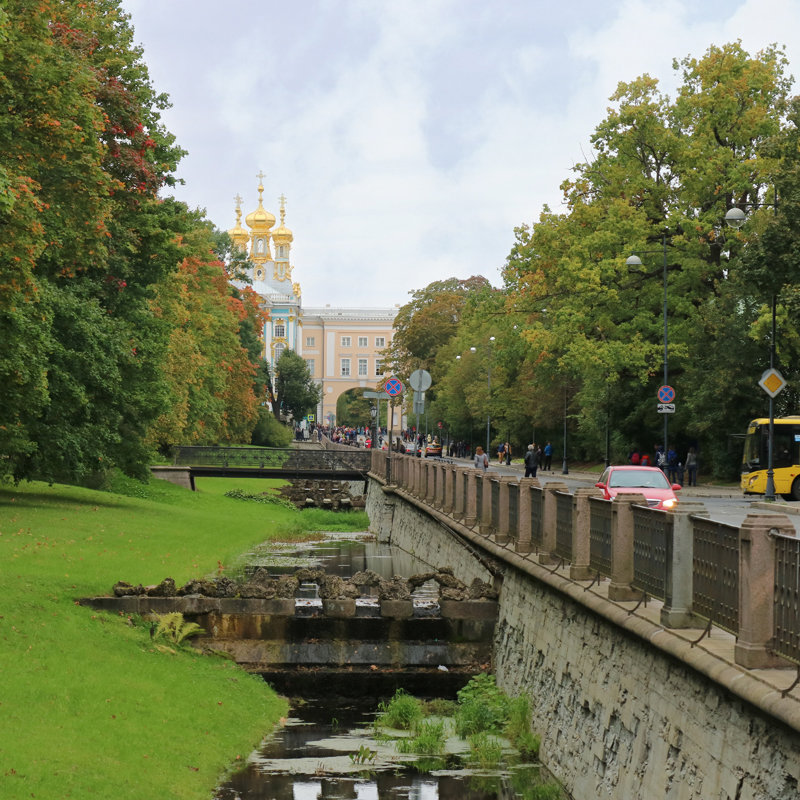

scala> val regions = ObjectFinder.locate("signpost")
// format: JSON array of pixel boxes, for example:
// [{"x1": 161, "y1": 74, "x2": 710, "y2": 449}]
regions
[{"x1": 657, "y1": 385, "x2": 675, "y2": 415}]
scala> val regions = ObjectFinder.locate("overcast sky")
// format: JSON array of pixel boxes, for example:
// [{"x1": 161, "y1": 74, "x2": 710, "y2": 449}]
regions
[{"x1": 120, "y1": 0, "x2": 800, "y2": 309}]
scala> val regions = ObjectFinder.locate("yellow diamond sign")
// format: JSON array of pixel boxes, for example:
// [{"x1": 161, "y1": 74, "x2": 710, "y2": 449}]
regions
[{"x1": 759, "y1": 368, "x2": 786, "y2": 398}]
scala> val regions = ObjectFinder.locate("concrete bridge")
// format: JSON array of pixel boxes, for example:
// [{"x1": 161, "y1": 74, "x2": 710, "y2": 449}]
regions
[{"x1": 366, "y1": 449, "x2": 800, "y2": 800}]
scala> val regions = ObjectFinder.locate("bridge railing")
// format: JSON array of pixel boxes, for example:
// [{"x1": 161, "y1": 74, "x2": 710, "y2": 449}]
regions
[
  {"x1": 381, "y1": 453, "x2": 800, "y2": 671},
  {"x1": 174, "y1": 445, "x2": 371, "y2": 473}
]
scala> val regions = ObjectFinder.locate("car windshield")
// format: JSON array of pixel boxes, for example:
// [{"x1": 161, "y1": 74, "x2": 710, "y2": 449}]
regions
[{"x1": 608, "y1": 469, "x2": 670, "y2": 490}]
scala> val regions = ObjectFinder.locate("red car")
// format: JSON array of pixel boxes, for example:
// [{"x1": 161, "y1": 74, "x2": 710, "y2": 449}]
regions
[{"x1": 595, "y1": 466, "x2": 680, "y2": 510}]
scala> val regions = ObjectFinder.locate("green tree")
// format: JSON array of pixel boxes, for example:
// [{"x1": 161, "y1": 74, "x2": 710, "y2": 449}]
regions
[
  {"x1": 275, "y1": 350, "x2": 321, "y2": 422},
  {"x1": 0, "y1": 0, "x2": 185, "y2": 482}
]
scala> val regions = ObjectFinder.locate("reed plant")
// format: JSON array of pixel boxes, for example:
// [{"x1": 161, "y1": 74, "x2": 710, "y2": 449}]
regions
[{"x1": 0, "y1": 473, "x2": 368, "y2": 800}]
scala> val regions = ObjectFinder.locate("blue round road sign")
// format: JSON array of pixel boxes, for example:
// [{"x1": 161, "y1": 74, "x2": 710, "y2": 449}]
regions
[
  {"x1": 657, "y1": 385, "x2": 675, "y2": 403},
  {"x1": 384, "y1": 376, "x2": 403, "y2": 397}
]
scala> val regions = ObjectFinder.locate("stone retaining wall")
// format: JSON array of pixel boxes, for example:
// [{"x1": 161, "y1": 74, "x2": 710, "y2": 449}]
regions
[{"x1": 366, "y1": 477, "x2": 800, "y2": 800}]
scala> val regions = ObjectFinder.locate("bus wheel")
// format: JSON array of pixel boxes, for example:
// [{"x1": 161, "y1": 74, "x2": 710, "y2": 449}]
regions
[{"x1": 792, "y1": 478, "x2": 800, "y2": 501}]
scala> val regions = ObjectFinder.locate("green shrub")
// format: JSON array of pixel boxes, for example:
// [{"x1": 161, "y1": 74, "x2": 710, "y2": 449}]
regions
[
  {"x1": 376, "y1": 689, "x2": 424, "y2": 731},
  {"x1": 150, "y1": 612, "x2": 205, "y2": 645}
]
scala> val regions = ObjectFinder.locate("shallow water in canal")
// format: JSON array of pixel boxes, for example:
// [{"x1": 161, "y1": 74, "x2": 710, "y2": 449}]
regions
[{"x1": 213, "y1": 533, "x2": 566, "y2": 800}]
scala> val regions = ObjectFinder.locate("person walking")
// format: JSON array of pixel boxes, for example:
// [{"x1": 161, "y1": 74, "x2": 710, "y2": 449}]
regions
[
  {"x1": 543, "y1": 441, "x2": 553, "y2": 471},
  {"x1": 504, "y1": 441, "x2": 512, "y2": 465},
  {"x1": 474, "y1": 446, "x2": 489, "y2": 471},
  {"x1": 685, "y1": 447, "x2": 698, "y2": 486},
  {"x1": 524, "y1": 444, "x2": 540, "y2": 478}
]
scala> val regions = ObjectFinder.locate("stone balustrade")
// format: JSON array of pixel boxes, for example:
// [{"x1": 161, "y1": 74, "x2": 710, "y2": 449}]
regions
[{"x1": 371, "y1": 452, "x2": 800, "y2": 672}]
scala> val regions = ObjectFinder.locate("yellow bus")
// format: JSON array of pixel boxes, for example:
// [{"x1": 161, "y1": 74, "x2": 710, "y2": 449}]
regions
[{"x1": 741, "y1": 416, "x2": 800, "y2": 500}]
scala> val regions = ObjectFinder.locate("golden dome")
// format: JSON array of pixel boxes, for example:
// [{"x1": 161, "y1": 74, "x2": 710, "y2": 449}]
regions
[
  {"x1": 272, "y1": 193, "x2": 293, "y2": 244},
  {"x1": 228, "y1": 193, "x2": 249, "y2": 250},
  {"x1": 245, "y1": 175, "x2": 275, "y2": 232}
]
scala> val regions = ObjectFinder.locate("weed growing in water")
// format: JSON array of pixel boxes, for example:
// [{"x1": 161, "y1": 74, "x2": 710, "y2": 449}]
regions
[
  {"x1": 504, "y1": 694, "x2": 540, "y2": 761},
  {"x1": 455, "y1": 673, "x2": 510, "y2": 736},
  {"x1": 376, "y1": 689, "x2": 423, "y2": 731},
  {"x1": 396, "y1": 719, "x2": 447, "y2": 756},
  {"x1": 349, "y1": 744, "x2": 377, "y2": 764},
  {"x1": 467, "y1": 731, "x2": 504, "y2": 769}
]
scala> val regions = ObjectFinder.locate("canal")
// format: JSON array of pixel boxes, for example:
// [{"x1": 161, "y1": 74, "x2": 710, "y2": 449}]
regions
[{"x1": 212, "y1": 533, "x2": 566, "y2": 800}]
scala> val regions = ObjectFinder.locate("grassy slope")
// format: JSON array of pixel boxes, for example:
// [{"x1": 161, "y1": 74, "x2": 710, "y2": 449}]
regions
[{"x1": 0, "y1": 475, "x2": 368, "y2": 799}]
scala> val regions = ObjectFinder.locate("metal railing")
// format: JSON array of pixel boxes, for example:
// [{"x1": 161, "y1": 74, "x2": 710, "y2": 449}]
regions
[
  {"x1": 589, "y1": 496, "x2": 613, "y2": 577},
  {"x1": 554, "y1": 491, "x2": 573, "y2": 562},
  {"x1": 773, "y1": 533, "x2": 800, "y2": 665},
  {"x1": 174, "y1": 445, "x2": 371, "y2": 473},
  {"x1": 530, "y1": 486, "x2": 543, "y2": 552},
  {"x1": 632, "y1": 505, "x2": 671, "y2": 600},
  {"x1": 693, "y1": 516, "x2": 740, "y2": 635},
  {"x1": 508, "y1": 483, "x2": 519, "y2": 539}
]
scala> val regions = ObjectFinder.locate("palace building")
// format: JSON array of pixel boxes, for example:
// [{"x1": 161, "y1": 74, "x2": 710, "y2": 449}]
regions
[{"x1": 229, "y1": 175, "x2": 399, "y2": 427}]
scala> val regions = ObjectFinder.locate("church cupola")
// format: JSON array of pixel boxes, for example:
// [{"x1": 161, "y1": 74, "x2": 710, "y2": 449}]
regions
[{"x1": 245, "y1": 171, "x2": 275, "y2": 267}]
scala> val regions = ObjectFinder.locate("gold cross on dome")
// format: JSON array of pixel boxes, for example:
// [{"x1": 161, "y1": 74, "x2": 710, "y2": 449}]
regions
[
  {"x1": 256, "y1": 170, "x2": 266, "y2": 183},
  {"x1": 234, "y1": 193, "x2": 243, "y2": 210}
]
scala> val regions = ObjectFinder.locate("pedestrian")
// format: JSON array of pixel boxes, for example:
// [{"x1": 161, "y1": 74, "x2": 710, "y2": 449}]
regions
[
  {"x1": 685, "y1": 447, "x2": 698, "y2": 486},
  {"x1": 504, "y1": 441, "x2": 512, "y2": 465},
  {"x1": 629, "y1": 449, "x2": 640, "y2": 465},
  {"x1": 666, "y1": 445, "x2": 678, "y2": 483},
  {"x1": 543, "y1": 442, "x2": 553, "y2": 471},
  {"x1": 474, "y1": 446, "x2": 489, "y2": 471},
  {"x1": 524, "y1": 444, "x2": 540, "y2": 478},
  {"x1": 497, "y1": 442, "x2": 505, "y2": 464}
]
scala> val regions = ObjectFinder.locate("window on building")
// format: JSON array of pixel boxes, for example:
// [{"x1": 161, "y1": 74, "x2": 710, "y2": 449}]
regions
[
  {"x1": 375, "y1": 337, "x2": 386, "y2": 348},
  {"x1": 358, "y1": 358, "x2": 368, "y2": 377},
  {"x1": 341, "y1": 336, "x2": 351, "y2": 347},
  {"x1": 341, "y1": 358, "x2": 351, "y2": 377},
  {"x1": 375, "y1": 359, "x2": 384, "y2": 376},
  {"x1": 274, "y1": 322, "x2": 285, "y2": 338},
  {"x1": 274, "y1": 343, "x2": 285, "y2": 363},
  {"x1": 305, "y1": 359, "x2": 315, "y2": 377},
  {"x1": 358, "y1": 336, "x2": 368, "y2": 348},
  {"x1": 306, "y1": 336, "x2": 315, "y2": 347}
]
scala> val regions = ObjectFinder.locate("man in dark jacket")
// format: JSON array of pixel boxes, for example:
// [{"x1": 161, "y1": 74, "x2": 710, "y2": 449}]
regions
[{"x1": 524, "y1": 444, "x2": 540, "y2": 478}]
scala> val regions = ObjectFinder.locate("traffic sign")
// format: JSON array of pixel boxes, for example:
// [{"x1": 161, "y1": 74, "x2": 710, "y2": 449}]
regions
[
  {"x1": 409, "y1": 369, "x2": 432, "y2": 392},
  {"x1": 364, "y1": 390, "x2": 391, "y2": 400},
  {"x1": 384, "y1": 376, "x2": 404, "y2": 397},
  {"x1": 759, "y1": 368, "x2": 786, "y2": 398},
  {"x1": 657, "y1": 385, "x2": 675, "y2": 403},
  {"x1": 658, "y1": 403, "x2": 675, "y2": 414},
  {"x1": 306, "y1": 414, "x2": 315, "y2": 422}
]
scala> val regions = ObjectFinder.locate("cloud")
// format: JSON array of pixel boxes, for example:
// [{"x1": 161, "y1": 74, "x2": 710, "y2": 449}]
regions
[{"x1": 121, "y1": 0, "x2": 800, "y2": 307}]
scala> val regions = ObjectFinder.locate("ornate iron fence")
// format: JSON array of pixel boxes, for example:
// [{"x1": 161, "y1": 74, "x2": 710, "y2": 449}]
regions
[
  {"x1": 491, "y1": 480, "x2": 500, "y2": 531},
  {"x1": 554, "y1": 491, "x2": 573, "y2": 562},
  {"x1": 589, "y1": 496, "x2": 613, "y2": 577},
  {"x1": 508, "y1": 483, "x2": 519, "y2": 539},
  {"x1": 774, "y1": 532, "x2": 800, "y2": 665},
  {"x1": 632, "y1": 506, "x2": 671, "y2": 600},
  {"x1": 530, "y1": 486, "x2": 543, "y2": 552},
  {"x1": 692, "y1": 516, "x2": 740, "y2": 635}
]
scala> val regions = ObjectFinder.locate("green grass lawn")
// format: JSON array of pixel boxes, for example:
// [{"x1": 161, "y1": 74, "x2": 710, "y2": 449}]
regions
[{"x1": 0, "y1": 474, "x2": 369, "y2": 799}]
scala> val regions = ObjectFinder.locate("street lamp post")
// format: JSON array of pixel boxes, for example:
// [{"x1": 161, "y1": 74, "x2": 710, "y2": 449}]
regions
[
  {"x1": 459, "y1": 336, "x2": 496, "y2": 456},
  {"x1": 725, "y1": 204, "x2": 780, "y2": 501},
  {"x1": 626, "y1": 233, "x2": 670, "y2": 467}
]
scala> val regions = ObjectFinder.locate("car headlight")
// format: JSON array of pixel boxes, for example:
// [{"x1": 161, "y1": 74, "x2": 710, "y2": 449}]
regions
[{"x1": 662, "y1": 498, "x2": 677, "y2": 509}]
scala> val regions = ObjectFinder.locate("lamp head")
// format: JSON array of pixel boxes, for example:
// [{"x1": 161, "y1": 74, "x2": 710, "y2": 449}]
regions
[
  {"x1": 626, "y1": 255, "x2": 643, "y2": 267},
  {"x1": 725, "y1": 207, "x2": 746, "y2": 229}
]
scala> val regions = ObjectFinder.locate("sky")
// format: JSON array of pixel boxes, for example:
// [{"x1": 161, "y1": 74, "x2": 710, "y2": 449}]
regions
[{"x1": 120, "y1": 0, "x2": 800, "y2": 309}]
